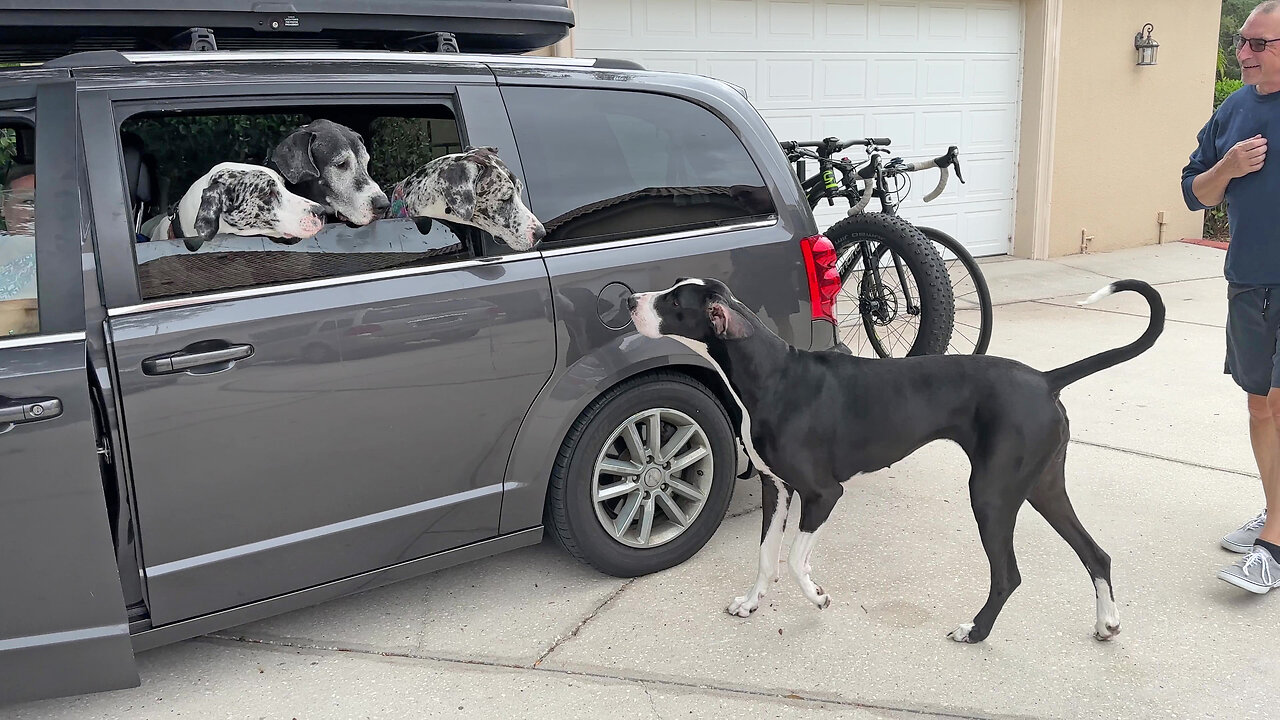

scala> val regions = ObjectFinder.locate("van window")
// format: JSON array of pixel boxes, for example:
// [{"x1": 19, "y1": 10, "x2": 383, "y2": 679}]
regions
[
  {"x1": 0, "y1": 124, "x2": 38, "y2": 338},
  {"x1": 118, "y1": 104, "x2": 484, "y2": 302},
  {"x1": 503, "y1": 86, "x2": 776, "y2": 247}
]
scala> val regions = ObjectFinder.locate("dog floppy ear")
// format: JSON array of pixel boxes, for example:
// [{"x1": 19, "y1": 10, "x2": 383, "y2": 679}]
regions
[
  {"x1": 708, "y1": 295, "x2": 753, "y2": 340},
  {"x1": 439, "y1": 157, "x2": 478, "y2": 222},
  {"x1": 189, "y1": 179, "x2": 229, "y2": 252},
  {"x1": 272, "y1": 128, "x2": 320, "y2": 184}
]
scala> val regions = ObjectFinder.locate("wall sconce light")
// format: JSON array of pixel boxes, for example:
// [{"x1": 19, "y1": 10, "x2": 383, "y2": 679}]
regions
[{"x1": 1135, "y1": 23, "x2": 1159, "y2": 66}]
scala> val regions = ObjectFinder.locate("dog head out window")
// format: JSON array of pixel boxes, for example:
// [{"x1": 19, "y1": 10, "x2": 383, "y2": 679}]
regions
[{"x1": 118, "y1": 104, "x2": 525, "y2": 302}]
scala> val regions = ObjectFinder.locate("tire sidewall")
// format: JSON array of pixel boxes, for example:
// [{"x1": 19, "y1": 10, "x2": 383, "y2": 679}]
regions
[{"x1": 558, "y1": 377, "x2": 736, "y2": 577}]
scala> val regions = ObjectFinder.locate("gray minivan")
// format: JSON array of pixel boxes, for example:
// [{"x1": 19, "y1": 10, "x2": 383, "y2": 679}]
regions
[{"x1": 0, "y1": 3, "x2": 842, "y2": 705}]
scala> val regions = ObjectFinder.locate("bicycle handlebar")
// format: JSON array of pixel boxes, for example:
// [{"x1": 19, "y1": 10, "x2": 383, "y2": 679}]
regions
[
  {"x1": 780, "y1": 137, "x2": 892, "y2": 155},
  {"x1": 780, "y1": 136, "x2": 965, "y2": 211},
  {"x1": 886, "y1": 146, "x2": 966, "y2": 203}
]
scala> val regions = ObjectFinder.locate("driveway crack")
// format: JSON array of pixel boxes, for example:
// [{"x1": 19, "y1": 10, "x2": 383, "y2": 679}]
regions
[{"x1": 532, "y1": 578, "x2": 635, "y2": 667}]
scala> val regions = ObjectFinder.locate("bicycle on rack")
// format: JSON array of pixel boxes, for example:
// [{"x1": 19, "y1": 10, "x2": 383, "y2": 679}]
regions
[{"x1": 781, "y1": 136, "x2": 993, "y2": 357}]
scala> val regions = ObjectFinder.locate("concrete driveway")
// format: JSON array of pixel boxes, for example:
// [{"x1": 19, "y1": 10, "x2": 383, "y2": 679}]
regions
[{"x1": 12, "y1": 242, "x2": 1277, "y2": 719}]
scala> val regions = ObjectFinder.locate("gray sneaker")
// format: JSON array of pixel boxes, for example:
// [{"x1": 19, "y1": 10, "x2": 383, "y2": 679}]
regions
[
  {"x1": 1221, "y1": 509, "x2": 1268, "y2": 553},
  {"x1": 1217, "y1": 544, "x2": 1280, "y2": 594}
]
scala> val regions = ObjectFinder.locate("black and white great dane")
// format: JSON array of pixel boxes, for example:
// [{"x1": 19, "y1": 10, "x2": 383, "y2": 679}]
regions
[
  {"x1": 627, "y1": 277, "x2": 1164, "y2": 643},
  {"x1": 270, "y1": 118, "x2": 391, "y2": 227}
]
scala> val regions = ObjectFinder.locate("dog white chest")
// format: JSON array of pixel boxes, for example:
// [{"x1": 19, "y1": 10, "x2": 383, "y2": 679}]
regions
[{"x1": 668, "y1": 336, "x2": 774, "y2": 477}]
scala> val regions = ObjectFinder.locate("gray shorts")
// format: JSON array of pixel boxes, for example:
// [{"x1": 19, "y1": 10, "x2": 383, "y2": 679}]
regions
[{"x1": 1225, "y1": 283, "x2": 1280, "y2": 396}]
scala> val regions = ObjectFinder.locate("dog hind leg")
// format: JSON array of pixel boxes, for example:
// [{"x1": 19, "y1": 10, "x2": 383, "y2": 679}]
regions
[
  {"x1": 949, "y1": 485, "x2": 1023, "y2": 644},
  {"x1": 728, "y1": 474, "x2": 791, "y2": 617},
  {"x1": 1027, "y1": 445, "x2": 1119, "y2": 641},
  {"x1": 948, "y1": 445, "x2": 1039, "y2": 644},
  {"x1": 789, "y1": 483, "x2": 844, "y2": 610}
]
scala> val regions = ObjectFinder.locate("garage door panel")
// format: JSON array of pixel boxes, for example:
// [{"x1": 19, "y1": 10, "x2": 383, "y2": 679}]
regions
[
  {"x1": 968, "y1": 106, "x2": 1017, "y2": 151},
  {"x1": 762, "y1": 106, "x2": 1014, "y2": 151},
  {"x1": 572, "y1": 0, "x2": 1021, "y2": 257},
  {"x1": 815, "y1": 113, "x2": 868, "y2": 141},
  {"x1": 924, "y1": 59, "x2": 966, "y2": 99},
  {"x1": 709, "y1": 0, "x2": 760, "y2": 37},
  {"x1": 576, "y1": 0, "x2": 1020, "y2": 54},
  {"x1": 638, "y1": 56, "x2": 702, "y2": 73},
  {"x1": 766, "y1": 60, "x2": 818, "y2": 102},
  {"x1": 901, "y1": 201, "x2": 1013, "y2": 257},
  {"x1": 825, "y1": 1, "x2": 870, "y2": 36},
  {"x1": 869, "y1": 110, "x2": 915, "y2": 146},
  {"x1": 819, "y1": 59, "x2": 869, "y2": 100},
  {"x1": 969, "y1": 57, "x2": 1020, "y2": 100},
  {"x1": 769, "y1": 1, "x2": 818, "y2": 37},
  {"x1": 763, "y1": 113, "x2": 823, "y2": 142},
  {"x1": 592, "y1": 52, "x2": 1014, "y2": 112}
]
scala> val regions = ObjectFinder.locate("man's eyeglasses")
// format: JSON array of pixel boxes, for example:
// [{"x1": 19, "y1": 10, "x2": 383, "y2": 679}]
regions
[{"x1": 1234, "y1": 33, "x2": 1280, "y2": 52}]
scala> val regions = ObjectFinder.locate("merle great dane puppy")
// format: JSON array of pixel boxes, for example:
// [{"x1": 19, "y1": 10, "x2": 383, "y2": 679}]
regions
[{"x1": 627, "y1": 277, "x2": 1164, "y2": 643}]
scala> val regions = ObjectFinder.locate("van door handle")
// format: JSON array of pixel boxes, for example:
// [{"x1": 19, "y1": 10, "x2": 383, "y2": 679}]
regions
[
  {"x1": 142, "y1": 343, "x2": 255, "y2": 376},
  {"x1": 0, "y1": 397, "x2": 63, "y2": 425}
]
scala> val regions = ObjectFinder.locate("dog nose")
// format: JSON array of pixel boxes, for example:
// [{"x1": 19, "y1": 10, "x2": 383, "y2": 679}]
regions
[
  {"x1": 626, "y1": 295, "x2": 638, "y2": 312},
  {"x1": 532, "y1": 223, "x2": 546, "y2": 243},
  {"x1": 371, "y1": 195, "x2": 390, "y2": 214}
]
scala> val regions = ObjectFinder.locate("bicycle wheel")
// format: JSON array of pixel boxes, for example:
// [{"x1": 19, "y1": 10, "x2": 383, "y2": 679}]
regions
[
  {"x1": 826, "y1": 212, "x2": 954, "y2": 358},
  {"x1": 917, "y1": 226, "x2": 993, "y2": 355}
]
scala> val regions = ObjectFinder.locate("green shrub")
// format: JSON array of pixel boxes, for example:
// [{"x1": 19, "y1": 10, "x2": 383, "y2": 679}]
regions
[{"x1": 1215, "y1": 78, "x2": 1244, "y2": 109}]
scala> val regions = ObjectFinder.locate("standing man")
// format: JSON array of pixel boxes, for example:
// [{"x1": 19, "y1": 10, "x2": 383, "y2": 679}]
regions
[{"x1": 1183, "y1": 0, "x2": 1280, "y2": 594}]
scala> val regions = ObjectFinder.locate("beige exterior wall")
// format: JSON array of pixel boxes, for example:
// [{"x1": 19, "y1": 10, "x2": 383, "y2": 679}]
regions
[{"x1": 1017, "y1": 0, "x2": 1222, "y2": 257}]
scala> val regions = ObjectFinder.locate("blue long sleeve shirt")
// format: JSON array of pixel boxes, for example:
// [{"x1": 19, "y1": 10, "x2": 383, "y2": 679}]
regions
[{"x1": 1182, "y1": 85, "x2": 1280, "y2": 285}]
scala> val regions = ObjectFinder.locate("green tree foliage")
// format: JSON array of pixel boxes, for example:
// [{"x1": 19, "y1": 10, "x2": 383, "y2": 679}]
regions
[
  {"x1": 127, "y1": 114, "x2": 308, "y2": 199},
  {"x1": 1220, "y1": 0, "x2": 1259, "y2": 80}
]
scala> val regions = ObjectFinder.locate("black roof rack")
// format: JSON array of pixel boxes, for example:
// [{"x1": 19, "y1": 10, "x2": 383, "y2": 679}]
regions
[{"x1": 0, "y1": 1, "x2": 574, "y2": 63}]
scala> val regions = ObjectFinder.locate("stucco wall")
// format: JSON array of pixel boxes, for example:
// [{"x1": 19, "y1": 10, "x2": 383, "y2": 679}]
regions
[{"x1": 1042, "y1": 0, "x2": 1222, "y2": 256}]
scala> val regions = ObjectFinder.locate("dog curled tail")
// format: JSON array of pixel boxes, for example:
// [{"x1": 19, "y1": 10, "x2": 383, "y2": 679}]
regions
[{"x1": 1042, "y1": 279, "x2": 1166, "y2": 393}]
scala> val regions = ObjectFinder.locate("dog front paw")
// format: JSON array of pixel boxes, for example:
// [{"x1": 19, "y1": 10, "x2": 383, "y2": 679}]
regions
[
  {"x1": 727, "y1": 594, "x2": 761, "y2": 618},
  {"x1": 1094, "y1": 621, "x2": 1121, "y2": 641},
  {"x1": 947, "y1": 623, "x2": 975, "y2": 643}
]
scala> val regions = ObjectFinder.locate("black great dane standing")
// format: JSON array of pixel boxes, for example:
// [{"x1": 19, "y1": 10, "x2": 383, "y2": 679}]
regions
[{"x1": 627, "y1": 277, "x2": 1164, "y2": 643}]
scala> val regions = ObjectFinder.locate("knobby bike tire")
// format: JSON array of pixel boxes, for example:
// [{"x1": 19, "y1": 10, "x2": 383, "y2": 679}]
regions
[
  {"x1": 826, "y1": 212, "x2": 954, "y2": 357},
  {"x1": 917, "y1": 225, "x2": 993, "y2": 355}
]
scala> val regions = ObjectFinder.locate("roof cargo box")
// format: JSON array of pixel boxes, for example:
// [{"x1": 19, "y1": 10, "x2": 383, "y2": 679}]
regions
[{"x1": 0, "y1": 0, "x2": 574, "y2": 62}]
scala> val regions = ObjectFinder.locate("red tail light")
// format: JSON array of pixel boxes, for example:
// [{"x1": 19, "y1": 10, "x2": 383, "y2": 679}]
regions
[{"x1": 800, "y1": 233, "x2": 841, "y2": 323}]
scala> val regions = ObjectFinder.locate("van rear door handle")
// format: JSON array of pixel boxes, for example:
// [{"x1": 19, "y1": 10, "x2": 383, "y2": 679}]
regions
[
  {"x1": 0, "y1": 397, "x2": 63, "y2": 425},
  {"x1": 142, "y1": 343, "x2": 255, "y2": 376}
]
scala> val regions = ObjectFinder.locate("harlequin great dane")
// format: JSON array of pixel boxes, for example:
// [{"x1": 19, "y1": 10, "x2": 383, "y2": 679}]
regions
[
  {"x1": 384, "y1": 145, "x2": 546, "y2": 251},
  {"x1": 627, "y1": 277, "x2": 1164, "y2": 644},
  {"x1": 150, "y1": 162, "x2": 328, "y2": 252}
]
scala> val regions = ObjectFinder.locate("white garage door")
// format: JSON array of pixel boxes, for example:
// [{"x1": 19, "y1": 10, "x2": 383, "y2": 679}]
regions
[{"x1": 570, "y1": 0, "x2": 1022, "y2": 257}]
